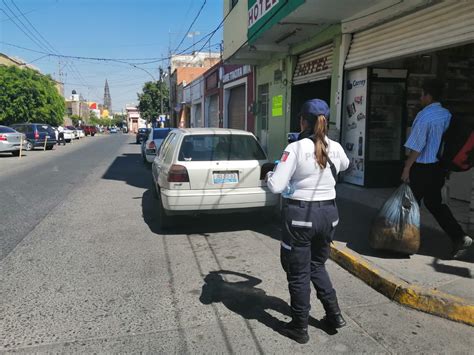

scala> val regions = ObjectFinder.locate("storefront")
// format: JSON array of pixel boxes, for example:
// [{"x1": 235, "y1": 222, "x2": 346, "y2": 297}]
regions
[
  {"x1": 190, "y1": 77, "x2": 204, "y2": 128},
  {"x1": 204, "y1": 64, "x2": 221, "y2": 128},
  {"x1": 222, "y1": 65, "x2": 255, "y2": 133},
  {"x1": 290, "y1": 43, "x2": 333, "y2": 132},
  {"x1": 341, "y1": 1, "x2": 474, "y2": 193}
]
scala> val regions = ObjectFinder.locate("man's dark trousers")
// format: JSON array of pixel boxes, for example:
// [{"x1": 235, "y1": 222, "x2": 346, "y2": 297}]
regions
[
  {"x1": 58, "y1": 132, "x2": 65, "y2": 145},
  {"x1": 410, "y1": 162, "x2": 465, "y2": 243},
  {"x1": 280, "y1": 200, "x2": 341, "y2": 328}
]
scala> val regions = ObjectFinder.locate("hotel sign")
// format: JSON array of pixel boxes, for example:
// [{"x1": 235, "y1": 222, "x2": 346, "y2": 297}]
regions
[{"x1": 248, "y1": 0, "x2": 279, "y2": 28}]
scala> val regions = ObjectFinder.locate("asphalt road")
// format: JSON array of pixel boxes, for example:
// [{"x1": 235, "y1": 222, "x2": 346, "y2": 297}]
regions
[{"x1": 1, "y1": 134, "x2": 473, "y2": 353}]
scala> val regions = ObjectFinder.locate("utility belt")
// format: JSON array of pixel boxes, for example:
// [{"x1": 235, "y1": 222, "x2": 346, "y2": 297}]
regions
[{"x1": 285, "y1": 198, "x2": 335, "y2": 208}]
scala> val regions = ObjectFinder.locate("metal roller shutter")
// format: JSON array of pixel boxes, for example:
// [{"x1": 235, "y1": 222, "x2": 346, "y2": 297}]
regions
[
  {"x1": 209, "y1": 95, "x2": 219, "y2": 127},
  {"x1": 345, "y1": 1, "x2": 474, "y2": 69},
  {"x1": 293, "y1": 44, "x2": 333, "y2": 86},
  {"x1": 228, "y1": 85, "x2": 246, "y2": 130}
]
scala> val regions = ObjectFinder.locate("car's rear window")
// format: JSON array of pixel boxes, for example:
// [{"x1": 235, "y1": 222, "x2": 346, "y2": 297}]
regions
[
  {"x1": 153, "y1": 129, "x2": 171, "y2": 140},
  {"x1": 178, "y1": 134, "x2": 266, "y2": 161},
  {"x1": 37, "y1": 125, "x2": 55, "y2": 134},
  {"x1": 0, "y1": 126, "x2": 16, "y2": 133},
  {"x1": 138, "y1": 128, "x2": 148, "y2": 133}
]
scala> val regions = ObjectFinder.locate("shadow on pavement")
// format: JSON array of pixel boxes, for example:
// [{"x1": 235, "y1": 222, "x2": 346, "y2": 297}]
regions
[
  {"x1": 141, "y1": 188, "x2": 279, "y2": 238},
  {"x1": 335, "y1": 197, "x2": 473, "y2": 265},
  {"x1": 101, "y1": 153, "x2": 149, "y2": 189},
  {"x1": 199, "y1": 270, "x2": 336, "y2": 336}
]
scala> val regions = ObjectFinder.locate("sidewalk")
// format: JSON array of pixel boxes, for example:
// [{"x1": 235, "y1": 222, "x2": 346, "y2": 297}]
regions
[{"x1": 332, "y1": 183, "x2": 474, "y2": 326}]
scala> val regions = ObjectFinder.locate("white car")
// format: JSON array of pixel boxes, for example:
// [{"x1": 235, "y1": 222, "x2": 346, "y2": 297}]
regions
[
  {"x1": 142, "y1": 128, "x2": 172, "y2": 163},
  {"x1": 61, "y1": 127, "x2": 75, "y2": 142},
  {"x1": 75, "y1": 128, "x2": 85, "y2": 138},
  {"x1": 151, "y1": 128, "x2": 279, "y2": 229}
]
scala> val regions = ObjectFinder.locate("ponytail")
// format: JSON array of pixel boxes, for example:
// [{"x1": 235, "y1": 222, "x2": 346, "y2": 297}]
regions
[{"x1": 313, "y1": 115, "x2": 328, "y2": 169}]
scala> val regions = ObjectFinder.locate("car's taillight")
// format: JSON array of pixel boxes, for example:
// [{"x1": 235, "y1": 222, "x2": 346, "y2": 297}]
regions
[
  {"x1": 167, "y1": 164, "x2": 189, "y2": 182},
  {"x1": 34, "y1": 131, "x2": 39, "y2": 139},
  {"x1": 0, "y1": 134, "x2": 7, "y2": 141},
  {"x1": 148, "y1": 141, "x2": 156, "y2": 149}
]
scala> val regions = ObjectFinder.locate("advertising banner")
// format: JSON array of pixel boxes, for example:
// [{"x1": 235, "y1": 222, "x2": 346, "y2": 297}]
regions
[{"x1": 341, "y1": 68, "x2": 367, "y2": 186}]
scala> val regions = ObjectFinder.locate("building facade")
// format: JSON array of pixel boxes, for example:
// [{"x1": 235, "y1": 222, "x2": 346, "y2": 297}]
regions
[
  {"x1": 224, "y1": 0, "x2": 474, "y2": 223},
  {"x1": 126, "y1": 105, "x2": 146, "y2": 134}
]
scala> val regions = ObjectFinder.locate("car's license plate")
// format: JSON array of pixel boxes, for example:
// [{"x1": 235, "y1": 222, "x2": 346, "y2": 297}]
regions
[{"x1": 213, "y1": 171, "x2": 238, "y2": 184}]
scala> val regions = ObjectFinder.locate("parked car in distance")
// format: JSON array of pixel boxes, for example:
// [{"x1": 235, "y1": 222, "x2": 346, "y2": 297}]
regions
[
  {"x1": 61, "y1": 126, "x2": 75, "y2": 142},
  {"x1": 0, "y1": 125, "x2": 24, "y2": 156},
  {"x1": 110, "y1": 127, "x2": 118, "y2": 133},
  {"x1": 81, "y1": 125, "x2": 97, "y2": 136},
  {"x1": 151, "y1": 128, "x2": 279, "y2": 229},
  {"x1": 141, "y1": 128, "x2": 172, "y2": 163},
  {"x1": 75, "y1": 127, "x2": 85, "y2": 138},
  {"x1": 136, "y1": 127, "x2": 149, "y2": 144},
  {"x1": 65, "y1": 126, "x2": 79, "y2": 139},
  {"x1": 10, "y1": 123, "x2": 57, "y2": 151}
]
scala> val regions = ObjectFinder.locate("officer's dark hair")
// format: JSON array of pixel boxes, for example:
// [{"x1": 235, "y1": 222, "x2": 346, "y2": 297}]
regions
[
  {"x1": 422, "y1": 79, "x2": 444, "y2": 102},
  {"x1": 301, "y1": 112, "x2": 316, "y2": 129}
]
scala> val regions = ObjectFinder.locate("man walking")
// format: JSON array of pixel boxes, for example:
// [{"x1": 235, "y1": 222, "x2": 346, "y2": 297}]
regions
[
  {"x1": 402, "y1": 79, "x2": 471, "y2": 258},
  {"x1": 58, "y1": 125, "x2": 65, "y2": 146}
]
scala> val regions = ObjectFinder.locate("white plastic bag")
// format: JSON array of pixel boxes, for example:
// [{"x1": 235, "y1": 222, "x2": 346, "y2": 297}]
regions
[{"x1": 369, "y1": 184, "x2": 421, "y2": 255}]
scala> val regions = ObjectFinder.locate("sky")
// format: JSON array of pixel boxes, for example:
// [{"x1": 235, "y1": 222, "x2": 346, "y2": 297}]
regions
[{"x1": 0, "y1": 0, "x2": 223, "y2": 112}]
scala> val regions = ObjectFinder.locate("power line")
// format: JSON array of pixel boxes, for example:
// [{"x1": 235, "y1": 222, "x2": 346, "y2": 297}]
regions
[
  {"x1": 5, "y1": 0, "x2": 98, "y2": 99},
  {"x1": 172, "y1": 0, "x2": 207, "y2": 54}
]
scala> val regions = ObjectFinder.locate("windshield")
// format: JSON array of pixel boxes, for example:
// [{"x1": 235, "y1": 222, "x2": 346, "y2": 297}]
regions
[
  {"x1": 178, "y1": 134, "x2": 266, "y2": 162},
  {"x1": 153, "y1": 129, "x2": 171, "y2": 140}
]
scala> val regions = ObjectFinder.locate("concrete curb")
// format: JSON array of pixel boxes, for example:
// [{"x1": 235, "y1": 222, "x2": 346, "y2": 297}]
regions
[{"x1": 329, "y1": 241, "x2": 474, "y2": 326}]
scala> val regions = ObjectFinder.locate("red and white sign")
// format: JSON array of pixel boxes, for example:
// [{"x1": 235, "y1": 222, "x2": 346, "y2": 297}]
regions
[{"x1": 248, "y1": 0, "x2": 279, "y2": 28}]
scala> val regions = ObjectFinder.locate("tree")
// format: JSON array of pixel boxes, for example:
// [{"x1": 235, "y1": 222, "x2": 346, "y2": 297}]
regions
[
  {"x1": 137, "y1": 81, "x2": 169, "y2": 123},
  {"x1": 70, "y1": 114, "x2": 81, "y2": 126},
  {"x1": 0, "y1": 65, "x2": 65, "y2": 126}
]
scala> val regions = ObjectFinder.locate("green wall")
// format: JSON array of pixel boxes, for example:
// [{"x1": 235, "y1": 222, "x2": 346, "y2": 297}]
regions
[
  {"x1": 255, "y1": 24, "x2": 343, "y2": 161},
  {"x1": 255, "y1": 56, "x2": 294, "y2": 162}
]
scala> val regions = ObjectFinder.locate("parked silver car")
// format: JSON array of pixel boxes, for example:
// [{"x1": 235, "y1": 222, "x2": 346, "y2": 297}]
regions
[{"x1": 0, "y1": 125, "x2": 24, "y2": 156}]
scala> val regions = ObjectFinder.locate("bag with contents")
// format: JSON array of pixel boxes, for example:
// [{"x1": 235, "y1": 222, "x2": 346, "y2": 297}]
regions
[{"x1": 369, "y1": 184, "x2": 421, "y2": 255}]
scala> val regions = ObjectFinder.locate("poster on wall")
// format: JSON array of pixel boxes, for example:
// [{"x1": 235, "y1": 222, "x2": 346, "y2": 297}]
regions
[{"x1": 341, "y1": 68, "x2": 367, "y2": 186}]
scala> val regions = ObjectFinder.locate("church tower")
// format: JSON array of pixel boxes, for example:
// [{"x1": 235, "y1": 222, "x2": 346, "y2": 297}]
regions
[{"x1": 103, "y1": 79, "x2": 112, "y2": 112}]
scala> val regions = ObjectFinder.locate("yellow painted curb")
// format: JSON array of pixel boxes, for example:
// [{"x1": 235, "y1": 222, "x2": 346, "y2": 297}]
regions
[{"x1": 330, "y1": 242, "x2": 474, "y2": 326}]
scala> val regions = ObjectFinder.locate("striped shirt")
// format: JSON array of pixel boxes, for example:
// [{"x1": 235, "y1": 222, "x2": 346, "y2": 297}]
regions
[{"x1": 404, "y1": 102, "x2": 451, "y2": 164}]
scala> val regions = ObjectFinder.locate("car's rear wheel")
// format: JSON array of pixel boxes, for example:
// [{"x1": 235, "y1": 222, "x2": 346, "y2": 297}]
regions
[
  {"x1": 46, "y1": 145, "x2": 54, "y2": 150},
  {"x1": 66, "y1": 139, "x2": 71, "y2": 143},
  {"x1": 11, "y1": 150, "x2": 20, "y2": 156},
  {"x1": 25, "y1": 140, "x2": 33, "y2": 151}
]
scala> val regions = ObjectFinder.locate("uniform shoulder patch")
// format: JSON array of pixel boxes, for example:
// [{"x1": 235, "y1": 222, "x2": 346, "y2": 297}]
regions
[{"x1": 281, "y1": 151, "x2": 290, "y2": 162}]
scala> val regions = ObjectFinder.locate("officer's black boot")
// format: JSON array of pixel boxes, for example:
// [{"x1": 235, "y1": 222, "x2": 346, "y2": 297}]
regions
[
  {"x1": 321, "y1": 298, "x2": 346, "y2": 329},
  {"x1": 280, "y1": 320, "x2": 309, "y2": 344}
]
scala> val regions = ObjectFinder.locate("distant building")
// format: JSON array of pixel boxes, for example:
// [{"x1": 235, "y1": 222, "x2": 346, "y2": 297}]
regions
[
  {"x1": 169, "y1": 52, "x2": 221, "y2": 127},
  {"x1": 65, "y1": 90, "x2": 89, "y2": 122},
  {"x1": 126, "y1": 105, "x2": 146, "y2": 133}
]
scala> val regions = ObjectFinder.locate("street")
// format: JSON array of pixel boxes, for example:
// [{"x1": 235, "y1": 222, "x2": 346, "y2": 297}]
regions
[{"x1": 1, "y1": 134, "x2": 473, "y2": 353}]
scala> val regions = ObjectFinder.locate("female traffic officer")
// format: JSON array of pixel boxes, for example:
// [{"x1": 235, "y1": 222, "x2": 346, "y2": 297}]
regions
[{"x1": 266, "y1": 99, "x2": 350, "y2": 344}]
